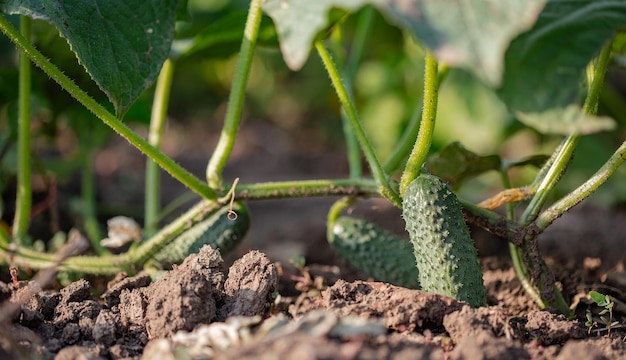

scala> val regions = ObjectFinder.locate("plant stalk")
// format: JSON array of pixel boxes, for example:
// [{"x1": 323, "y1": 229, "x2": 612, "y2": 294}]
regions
[
  {"x1": 0, "y1": 14, "x2": 215, "y2": 200},
  {"x1": 206, "y1": 0, "x2": 262, "y2": 190},
  {"x1": 399, "y1": 52, "x2": 439, "y2": 197},
  {"x1": 384, "y1": 64, "x2": 449, "y2": 174},
  {"x1": 12, "y1": 16, "x2": 32, "y2": 244},
  {"x1": 145, "y1": 59, "x2": 174, "y2": 235}
]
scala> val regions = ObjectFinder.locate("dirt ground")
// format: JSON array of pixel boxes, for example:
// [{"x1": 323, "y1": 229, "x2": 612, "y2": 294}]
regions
[{"x1": 2, "y1": 124, "x2": 626, "y2": 359}]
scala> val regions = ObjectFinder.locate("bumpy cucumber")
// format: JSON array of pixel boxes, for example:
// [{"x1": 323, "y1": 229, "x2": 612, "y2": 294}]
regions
[
  {"x1": 403, "y1": 174, "x2": 485, "y2": 307},
  {"x1": 151, "y1": 202, "x2": 250, "y2": 267},
  {"x1": 329, "y1": 216, "x2": 420, "y2": 289}
]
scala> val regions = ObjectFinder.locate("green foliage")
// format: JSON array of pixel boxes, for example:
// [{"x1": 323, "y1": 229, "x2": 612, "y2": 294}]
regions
[
  {"x1": 0, "y1": 0, "x2": 180, "y2": 115},
  {"x1": 1, "y1": 0, "x2": 625, "y2": 318},
  {"x1": 403, "y1": 174, "x2": 486, "y2": 307},
  {"x1": 587, "y1": 291, "x2": 620, "y2": 335},
  {"x1": 329, "y1": 215, "x2": 420, "y2": 289}
]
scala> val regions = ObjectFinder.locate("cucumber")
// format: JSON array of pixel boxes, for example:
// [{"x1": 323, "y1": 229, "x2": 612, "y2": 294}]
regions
[
  {"x1": 151, "y1": 202, "x2": 250, "y2": 267},
  {"x1": 329, "y1": 216, "x2": 420, "y2": 289},
  {"x1": 402, "y1": 174, "x2": 485, "y2": 307}
]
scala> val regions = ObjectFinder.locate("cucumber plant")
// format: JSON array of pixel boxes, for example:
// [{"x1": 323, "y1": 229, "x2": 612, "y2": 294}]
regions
[{"x1": 0, "y1": 1, "x2": 625, "y2": 318}]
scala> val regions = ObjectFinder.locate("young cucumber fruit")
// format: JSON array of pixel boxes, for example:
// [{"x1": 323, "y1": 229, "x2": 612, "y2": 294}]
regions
[
  {"x1": 403, "y1": 174, "x2": 486, "y2": 307},
  {"x1": 151, "y1": 202, "x2": 250, "y2": 268},
  {"x1": 329, "y1": 215, "x2": 420, "y2": 289}
]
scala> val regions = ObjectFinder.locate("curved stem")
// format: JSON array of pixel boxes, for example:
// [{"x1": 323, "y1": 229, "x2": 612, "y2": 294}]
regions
[
  {"x1": 0, "y1": 14, "x2": 215, "y2": 201},
  {"x1": 315, "y1": 41, "x2": 401, "y2": 207},
  {"x1": 536, "y1": 138, "x2": 626, "y2": 231},
  {"x1": 206, "y1": 0, "x2": 262, "y2": 189},
  {"x1": 399, "y1": 52, "x2": 439, "y2": 197},
  {"x1": 145, "y1": 59, "x2": 174, "y2": 235},
  {"x1": 12, "y1": 16, "x2": 32, "y2": 244}
]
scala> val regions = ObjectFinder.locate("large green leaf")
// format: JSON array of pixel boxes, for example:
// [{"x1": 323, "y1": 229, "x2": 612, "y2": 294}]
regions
[
  {"x1": 0, "y1": 0, "x2": 180, "y2": 116},
  {"x1": 498, "y1": 0, "x2": 626, "y2": 133},
  {"x1": 262, "y1": 0, "x2": 377, "y2": 70},
  {"x1": 263, "y1": 0, "x2": 546, "y2": 84},
  {"x1": 382, "y1": 0, "x2": 546, "y2": 86}
]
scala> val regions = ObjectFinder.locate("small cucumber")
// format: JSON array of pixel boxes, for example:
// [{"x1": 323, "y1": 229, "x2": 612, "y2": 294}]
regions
[
  {"x1": 403, "y1": 174, "x2": 485, "y2": 307},
  {"x1": 329, "y1": 215, "x2": 420, "y2": 289},
  {"x1": 151, "y1": 202, "x2": 250, "y2": 267}
]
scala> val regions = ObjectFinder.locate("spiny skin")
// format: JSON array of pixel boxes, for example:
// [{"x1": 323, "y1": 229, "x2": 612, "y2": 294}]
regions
[
  {"x1": 403, "y1": 174, "x2": 486, "y2": 307},
  {"x1": 330, "y1": 216, "x2": 420, "y2": 289},
  {"x1": 152, "y1": 202, "x2": 250, "y2": 267}
]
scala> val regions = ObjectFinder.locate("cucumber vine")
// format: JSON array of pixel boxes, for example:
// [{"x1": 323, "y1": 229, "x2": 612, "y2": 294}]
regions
[{"x1": 0, "y1": 2, "x2": 625, "y2": 320}]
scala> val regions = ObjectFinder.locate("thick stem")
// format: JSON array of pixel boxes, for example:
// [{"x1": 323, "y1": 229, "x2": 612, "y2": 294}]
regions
[
  {"x1": 315, "y1": 41, "x2": 401, "y2": 207},
  {"x1": 145, "y1": 59, "x2": 174, "y2": 235},
  {"x1": 206, "y1": 0, "x2": 262, "y2": 189},
  {"x1": 399, "y1": 52, "x2": 439, "y2": 197},
  {"x1": 514, "y1": 40, "x2": 613, "y2": 318},
  {"x1": 12, "y1": 16, "x2": 32, "y2": 244},
  {"x1": 0, "y1": 14, "x2": 215, "y2": 200}
]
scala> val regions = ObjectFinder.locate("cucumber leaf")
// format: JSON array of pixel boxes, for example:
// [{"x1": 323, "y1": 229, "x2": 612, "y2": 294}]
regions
[
  {"x1": 426, "y1": 142, "x2": 501, "y2": 188},
  {"x1": 498, "y1": 0, "x2": 625, "y2": 134},
  {"x1": 263, "y1": 0, "x2": 546, "y2": 85},
  {"x1": 0, "y1": 0, "x2": 180, "y2": 116}
]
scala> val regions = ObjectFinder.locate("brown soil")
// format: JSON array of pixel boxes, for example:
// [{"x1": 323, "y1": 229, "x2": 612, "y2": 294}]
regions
[{"x1": 2, "y1": 125, "x2": 626, "y2": 359}]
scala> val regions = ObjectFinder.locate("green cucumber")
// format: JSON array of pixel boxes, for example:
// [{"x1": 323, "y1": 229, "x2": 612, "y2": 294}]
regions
[
  {"x1": 402, "y1": 174, "x2": 485, "y2": 307},
  {"x1": 151, "y1": 202, "x2": 250, "y2": 267},
  {"x1": 329, "y1": 215, "x2": 420, "y2": 289}
]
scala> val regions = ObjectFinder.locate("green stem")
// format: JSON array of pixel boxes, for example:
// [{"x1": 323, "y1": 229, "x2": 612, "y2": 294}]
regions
[
  {"x1": 0, "y1": 14, "x2": 215, "y2": 201},
  {"x1": 12, "y1": 16, "x2": 32, "y2": 244},
  {"x1": 519, "y1": 136, "x2": 579, "y2": 225},
  {"x1": 338, "y1": 8, "x2": 374, "y2": 179},
  {"x1": 206, "y1": 0, "x2": 262, "y2": 190},
  {"x1": 384, "y1": 65, "x2": 449, "y2": 174},
  {"x1": 399, "y1": 52, "x2": 439, "y2": 197},
  {"x1": 536, "y1": 138, "x2": 626, "y2": 231},
  {"x1": 236, "y1": 178, "x2": 379, "y2": 200},
  {"x1": 145, "y1": 59, "x2": 174, "y2": 235},
  {"x1": 315, "y1": 41, "x2": 401, "y2": 207},
  {"x1": 0, "y1": 178, "x2": 382, "y2": 273}
]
